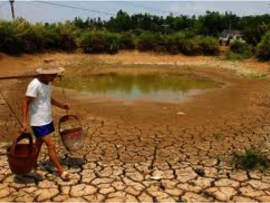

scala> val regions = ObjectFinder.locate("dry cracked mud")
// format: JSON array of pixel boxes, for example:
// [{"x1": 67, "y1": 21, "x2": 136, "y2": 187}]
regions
[{"x1": 1, "y1": 52, "x2": 270, "y2": 202}]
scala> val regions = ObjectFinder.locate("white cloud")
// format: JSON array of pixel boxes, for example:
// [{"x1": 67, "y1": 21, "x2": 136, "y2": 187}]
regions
[{"x1": 168, "y1": 0, "x2": 270, "y2": 15}]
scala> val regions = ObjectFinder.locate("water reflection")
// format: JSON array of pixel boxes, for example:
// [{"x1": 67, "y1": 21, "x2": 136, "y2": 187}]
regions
[{"x1": 61, "y1": 73, "x2": 217, "y2": 102}]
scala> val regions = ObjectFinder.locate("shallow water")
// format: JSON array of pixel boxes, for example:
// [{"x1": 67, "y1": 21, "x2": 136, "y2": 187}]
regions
[{"x1": 60, "y1": 73, "x2": 217, "y2": 103}]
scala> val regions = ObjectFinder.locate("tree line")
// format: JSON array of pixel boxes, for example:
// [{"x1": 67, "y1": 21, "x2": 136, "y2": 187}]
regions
[{"x1": 0, "y1": 10, "x2": 270, "y2": 60}]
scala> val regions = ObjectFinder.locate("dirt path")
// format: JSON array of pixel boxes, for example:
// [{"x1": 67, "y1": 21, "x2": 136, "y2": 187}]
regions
[{"x1": 1, "y1": 52, "x2": 270, "y2": 202}]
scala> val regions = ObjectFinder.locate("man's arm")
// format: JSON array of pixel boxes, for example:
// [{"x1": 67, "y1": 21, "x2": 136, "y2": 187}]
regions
[
  {"x1": 51, "y1": 97, "x2": 70, "y2": 110},
  {"x1": 22, "y1": 96, "x2": 35, "y2": 131}
]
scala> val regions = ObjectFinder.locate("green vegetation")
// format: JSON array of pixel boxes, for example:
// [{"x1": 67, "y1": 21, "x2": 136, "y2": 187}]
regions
[
  {"x1": 232, "y1": 145, "x2": 269, "y2": 170},
  {"x1": 0, "y1": 10, "x2": 270, "y2": 59},
  {"x1": 225, "y1": 40, "x2": 252, "y2": 60},
  {"x1": 256, "y1": 31, "x2": 270, "y2": 61}
]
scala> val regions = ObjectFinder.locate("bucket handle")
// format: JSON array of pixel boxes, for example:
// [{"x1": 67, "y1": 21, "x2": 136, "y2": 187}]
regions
[
  {"x1": 58, "y1": 115, "x2": 82, "y2": 133},
  {"x1": 10, "y1": 132, "x2": 34, "y2": 155}
]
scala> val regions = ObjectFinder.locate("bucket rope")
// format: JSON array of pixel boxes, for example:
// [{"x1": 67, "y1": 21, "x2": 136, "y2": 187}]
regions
[
  {"x1": 59, "y1": 76, "x2": 69, "y2": 115},
  {"x1": 0, "y1": 88, "x2": 23, "y2": 128}
]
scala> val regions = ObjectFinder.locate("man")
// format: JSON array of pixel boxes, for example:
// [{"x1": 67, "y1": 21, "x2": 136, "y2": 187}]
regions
[{"x1": 22, "y1": 63, "x2": 69, "y2": 180}]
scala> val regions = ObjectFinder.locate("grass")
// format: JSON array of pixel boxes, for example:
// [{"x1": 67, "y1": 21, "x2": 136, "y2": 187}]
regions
[
  {"x1": 174, "y1": 197, "x2": 187, "y2": 203},
  {"x1": 224, "y1": 51, "x2": 251, "y2": 61},
  {"x1": 213, "y1": 132, "x2": 223, "y2": 140},
  {"x1": 232, "y1": 145, "x2": 269, "y2": 170}
]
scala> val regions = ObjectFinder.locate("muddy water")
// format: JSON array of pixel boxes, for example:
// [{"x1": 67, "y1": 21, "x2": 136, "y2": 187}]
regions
[{"x1": 60, "y1": 72, "x2": 217, "y2": 103}]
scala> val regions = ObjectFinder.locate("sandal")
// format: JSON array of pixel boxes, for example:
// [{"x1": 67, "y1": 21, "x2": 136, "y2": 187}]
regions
[{"x1": 60, "y1": 171, "x2": 70, "y2": 181}]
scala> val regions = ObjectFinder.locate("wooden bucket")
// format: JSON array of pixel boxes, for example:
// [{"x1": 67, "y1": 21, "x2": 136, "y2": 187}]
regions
[
  {"x1": 7, "y1": 132, "x2": 38, "y2": 175},
  {"x1": 59, "y1": 115, "x2": 84, "y2": 152}
]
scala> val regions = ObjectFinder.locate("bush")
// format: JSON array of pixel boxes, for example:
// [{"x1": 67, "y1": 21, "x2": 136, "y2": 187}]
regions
[
  {"x1": 171, "y1": 32, "x2": 186, "y2": 54},
  {"x1": 232, "y1": 146, "x2": 269, "y2": 170},
  {"x1": 137, "y1": 32, "x2": 156, "y2": 52},
  {"x1": 119, "y1": 32, "x2": 135, "y2": 50},
  {"x1": 0, "y1": 21, "x2": 24, "y2": 54},
  {"x1": 182, "y1": 37, "x2": 202, "y2": 55},
  {"x1": 256, "y1": 31, "x2": 270, "y2": 61},
  {"x1": 105, "y1": 33, "x2": 120, "y2": 54},
  {"x1": 81, "y1": 31, "x2": 120, "y2": 54},
  {"x1": 165, "y1": 35, "x2": 178, "y2": 55},
  {"x1": 225, "y1": 40, "x2": 252, "y2": 60},
  {"x1": 230, "y1": 40, "x2": 252, "y2": 55},
  {"x1": 82, "y1": 32, "x2": 107, "y2": 53},
  {"x1": 57, "y1": 24, "x2": 77, "y2": 51},
  {"x1": 198, "y1": 36, "x2": 219, "y2": 55}
]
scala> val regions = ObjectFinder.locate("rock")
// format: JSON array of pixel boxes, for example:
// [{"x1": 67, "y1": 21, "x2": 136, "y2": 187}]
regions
[
  {"x1": 165, "y1": 188, "x2": 184, "y2": 196},
  {"x1": 230, "y1": 170, "x2": 248, "y2": 182},
  {"x1": 126, "y1": 171, "x2": 144, "y2": 182},
  {"x1": 247, "y1": 180, "x2": 270, "y2": 190},
  {"x1": 91, "y1": 178, "x2": 114, "y2": 185},
  {"x1": 191, "y1": 177, "x2": 214, "y2": 189},
  {"x1": 214, "y1": 178, "x2": 240, "y2": 188},
  {"x1": 239, "y1": 186, "x2": 266, "y2": 197},
  {"x1": 53, "y1": 195, "x2": 69, "y2": 202},
  {"x1": 205, "y1": 187, "x2": 237, "y2": 202},
  {"x1": 36, "y1": 188, "x2": 59, "y2": 202},
  {"x1": 232, "y1": 196, "x2": 257, "y2": 202},
  {"x1": 125, "y1": 186, "x2": 141, "y2": 196},
  {"x1": 175, "y1": 167, "x2": 197, "y2": 183},
  {"x1": 138, "y1": 192, "x2": 153, "y2": 202},
  {"x1": 201, "y1": 158, "x2": 218, "y2": 167},
  {"x1": 99, "y1": 187, "x2": 115, "y2": 195},
  {"x1": 70, "y1": 184, "x2": 97, "y2": 197},
  {"x1": 65, "y1": 197, "x2": 87, "y2": 202},
  {"x1": 124, "y1": 194, "x2": 138, "y2": 202},
  {"x1": 84, "y1": 194, "x2": 105, "y2": 202},
  {"x1": 181, "y1": 192, "x2": 213, "y2": 202},
  {"x1": 255, "y1": 196, "x2": 270, "y2": 202},
  {"x1": 112, "y1": 181, "x2": 126, "y2": 190}
]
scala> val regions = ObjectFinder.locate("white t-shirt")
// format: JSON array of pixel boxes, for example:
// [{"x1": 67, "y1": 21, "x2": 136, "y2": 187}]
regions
[{"x1": 26, "y1": 78, "x2": 53, "y2": 126}]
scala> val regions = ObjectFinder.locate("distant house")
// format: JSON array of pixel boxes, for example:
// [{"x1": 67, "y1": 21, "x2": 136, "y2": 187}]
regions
[{"x1": 219, "y1": 29, "x2": 244, "y2": 45}]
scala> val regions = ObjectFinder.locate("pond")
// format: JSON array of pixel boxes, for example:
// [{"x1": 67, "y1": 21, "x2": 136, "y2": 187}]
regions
[{"x1": 60, "y1": 72, "x2": 218, "y2": 103}]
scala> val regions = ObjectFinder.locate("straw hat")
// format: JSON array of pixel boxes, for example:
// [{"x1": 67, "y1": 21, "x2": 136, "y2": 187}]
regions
[
  {"x1": 36, "y1": 66, "x2": 65, "y2": 75},
  {"x1": 36, "y1": 58, "x2": 65, "y2": 75}
]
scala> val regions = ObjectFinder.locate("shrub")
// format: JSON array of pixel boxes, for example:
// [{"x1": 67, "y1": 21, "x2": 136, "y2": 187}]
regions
[
  {"x1": 230, "y1": 40, "x2": 252, "y2": 55},
  {"x1": 232, "y1": 146, "x2": 269, "y2": 170},
  {"x1": 105, "y1": 32, "x2": 120, "y2": 54},
  {"x1": 198, "y1": 36, "x2": 219, "y2": 55},
  {"x1": 0, "y1": 21, "x2": 24, "y2": 54},
  {"x1": 181, "y1": 37, "x2": 202, "y2": 55},
  {"x1": 224, "y1": 40, "x2": 252, "y2": 60},
  {"x1": 137, "y1": 32, "x2": 156, "y2": 51},
  {"x1": 82, "y1": 32, "x2": 107, "y2": 53},
  {"x1": 171, "y1": 32, "x2": 186, "y2": 53},
  {"x1": 256, "y1": 31, "x2": 270, "y2": 61},
  {"x1": 57, "y1": 24, "x2": 77, "y2": 51},
  {"x1": 165, "y1": 35, "x2": 179, "y2": 55},
  {"x1": 119, "y1": 32, "x2": 135, "y2": 50},
  {"x1": 81, "y1": 31, "x2": 120, "y2": 54}
]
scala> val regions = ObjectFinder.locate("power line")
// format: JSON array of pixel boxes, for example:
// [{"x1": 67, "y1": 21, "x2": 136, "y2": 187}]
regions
[
  {"x1": 116, "y1": 1, "x2": 171, "y2": 16},
  {"x1": 32, "y1": 1, "x2": 115, "y2": 17}
]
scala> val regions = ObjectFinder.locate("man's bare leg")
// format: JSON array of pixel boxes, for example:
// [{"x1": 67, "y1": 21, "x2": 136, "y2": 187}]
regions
[
  {"x1": 41, "y1": 135, "x2": 64, "y2": 175},
  {"x1": 34, "y1": 138, "x2": 44, "y2": 168}
]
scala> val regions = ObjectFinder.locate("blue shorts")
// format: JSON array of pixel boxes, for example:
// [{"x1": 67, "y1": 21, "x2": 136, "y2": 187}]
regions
[{"x1": 31, "y1": 122, "x2": 55, "y2": 138}]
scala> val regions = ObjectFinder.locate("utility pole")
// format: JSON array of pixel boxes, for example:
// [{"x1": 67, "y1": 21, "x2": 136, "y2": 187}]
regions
[
  {"x1": 162, "y1": 24, "x2": 169, "y2": 35},
  {"x1": 9, "y1": 0, "x2": 15, "y2": 20}
]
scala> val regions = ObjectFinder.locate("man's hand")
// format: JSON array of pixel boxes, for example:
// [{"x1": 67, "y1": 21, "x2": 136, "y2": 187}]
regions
[
  {"x1": 21, "y1": 122, "x2": 28, "y2": 132},
  {"x1": 62, "y1": 103, "x2": 70, "y2": 110}
]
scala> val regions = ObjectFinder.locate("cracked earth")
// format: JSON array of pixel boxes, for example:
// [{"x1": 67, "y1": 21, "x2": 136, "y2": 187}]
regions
[{"x1": 1, "y1": 52, "x2": 270, "y2": 202}]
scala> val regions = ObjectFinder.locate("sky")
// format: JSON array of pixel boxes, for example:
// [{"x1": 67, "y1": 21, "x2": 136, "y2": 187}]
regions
[{"x1": 0, "y1": 1, "x2": 269, "y2": 23}]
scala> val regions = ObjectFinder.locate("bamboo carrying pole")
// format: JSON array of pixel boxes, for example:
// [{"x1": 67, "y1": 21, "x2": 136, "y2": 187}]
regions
[
  {"x1": 0, "y1": 74, "x2": 62, "y2": 80},
  {"x1": 0, "y1": 75, "x2": 38, "y2": 80}
]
